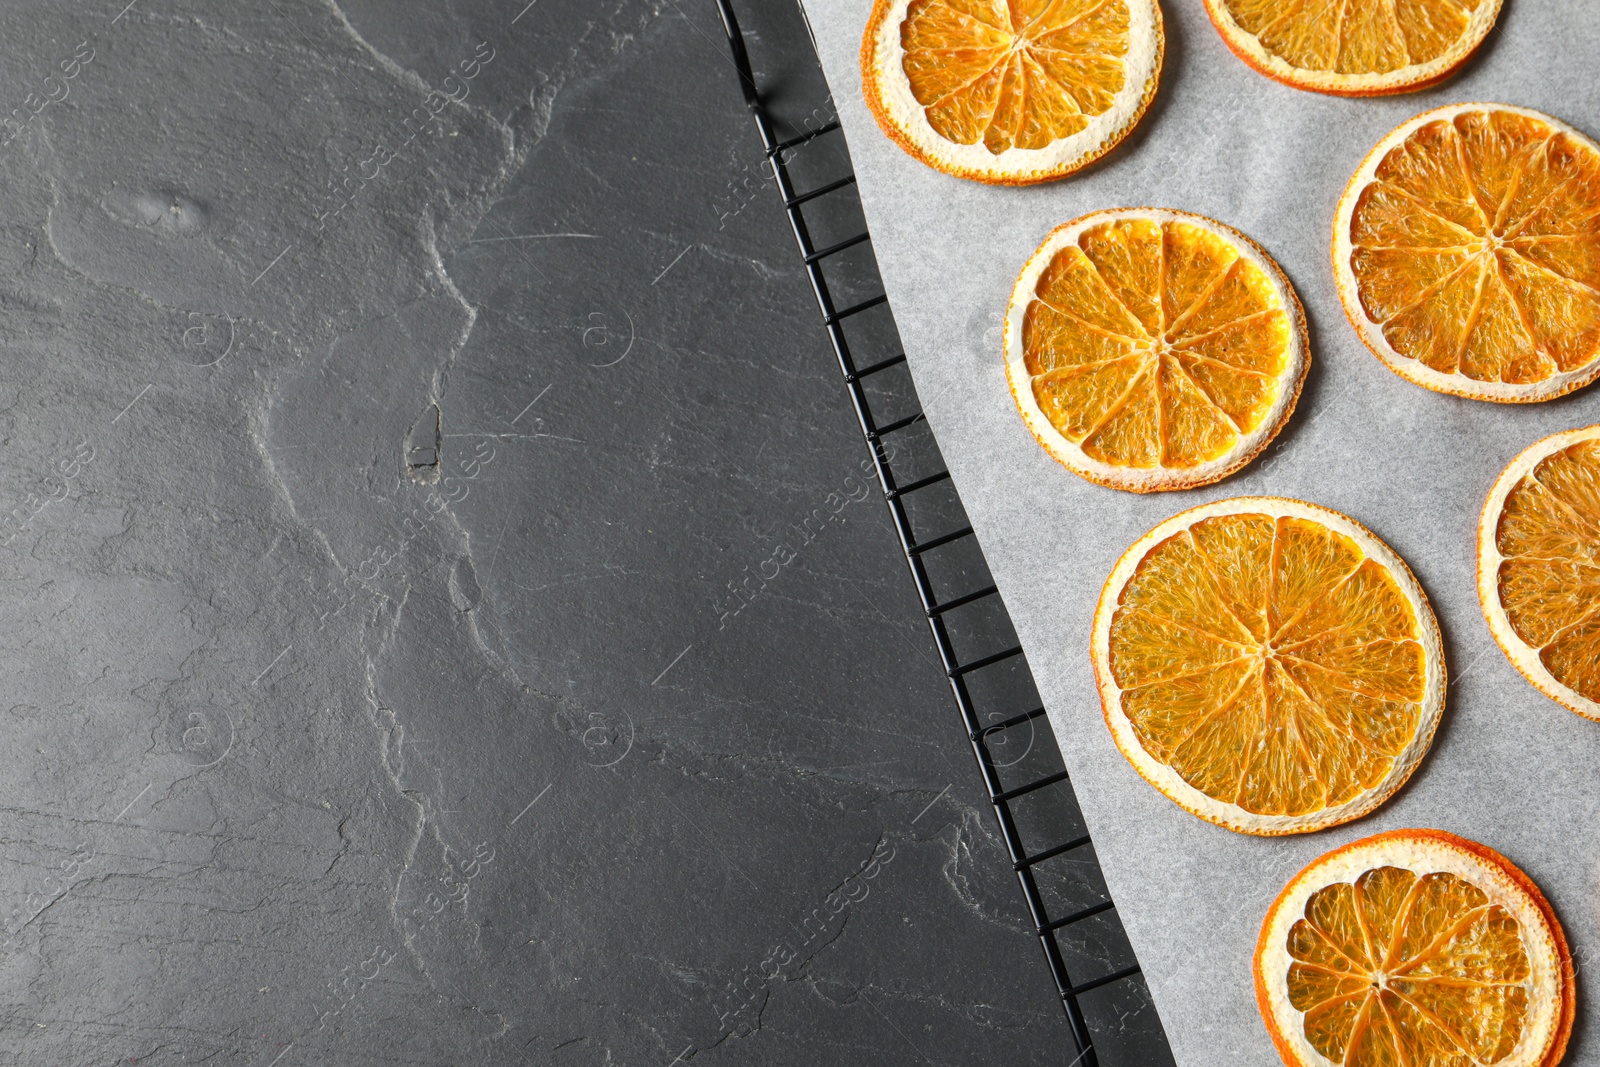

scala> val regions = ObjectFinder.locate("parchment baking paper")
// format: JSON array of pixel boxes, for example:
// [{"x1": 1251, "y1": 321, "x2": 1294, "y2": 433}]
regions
[{"x1": 797, "y1": 1, "x2": 1600, "y2": 1061}]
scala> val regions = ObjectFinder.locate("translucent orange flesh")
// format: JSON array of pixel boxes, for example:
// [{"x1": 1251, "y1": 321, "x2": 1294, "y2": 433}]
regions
[
  {"x1": 1349, "y1": 110, "x2": 1600, "y2": 386},
  {"x1": 1025, "y1": 218, "x2": 1289, "y2": 470},
  {"x1": 1286, "y1": 865, "x2": 1531, "y2": 1066},
  {"x1": 1109, "y1": 513, "x2": 1426, "y2": 816},
  {"x1": 1496, "y1": 439, "x2": 1600, "y2": 702},
  {"x1": 899, "y1": 0, "x2": 1129, "y2": 154},
  {"x1": 1223, "y1": 0, "x2": 1482, "y2": 75}
]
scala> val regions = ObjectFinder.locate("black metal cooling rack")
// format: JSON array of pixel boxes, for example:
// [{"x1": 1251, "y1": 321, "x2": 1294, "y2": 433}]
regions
[{"x1": 715, "y1": 2, "x2": 1174, "y2": 1063}]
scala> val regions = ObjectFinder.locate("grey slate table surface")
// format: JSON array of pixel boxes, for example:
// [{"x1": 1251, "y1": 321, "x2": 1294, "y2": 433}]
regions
[{"x1": 0, "y1": 0, "x2": 1168, "y2": 1062}]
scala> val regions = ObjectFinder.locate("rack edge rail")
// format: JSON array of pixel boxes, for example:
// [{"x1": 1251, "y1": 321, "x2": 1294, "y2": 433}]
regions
[{"x1": 713, "y1": 4, "x2": 1172, "y2": 1064}]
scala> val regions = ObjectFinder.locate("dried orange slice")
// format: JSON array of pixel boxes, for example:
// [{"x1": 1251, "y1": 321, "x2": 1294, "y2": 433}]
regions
[
  {"x1": 860, "y1": 0, "x2": 1164, "y2": 185},
  {"x1": 1005, "y1": 209, "x2": 1308, "y2": 492},
  {"x1": 1334, "y1": 104, "x2": 1600, "y2": 403},
  {"x1": 1256, "y1": 829, "x2": 1574, "y2": 1067},
  {"x1": 1479, "y1": 425, "x2": 1600, "y2": 721},
  {"x1": 1092, "y1": 498, "x2": 1444, "y2": 834},
  {"x1": 1204, "y1": 0, "x2": 1500, "y2": 96}
]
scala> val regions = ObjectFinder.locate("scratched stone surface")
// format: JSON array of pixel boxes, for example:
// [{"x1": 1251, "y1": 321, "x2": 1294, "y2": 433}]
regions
[{"x1": 0, "y1": 1, "x2": 1162, "y2": 1063}]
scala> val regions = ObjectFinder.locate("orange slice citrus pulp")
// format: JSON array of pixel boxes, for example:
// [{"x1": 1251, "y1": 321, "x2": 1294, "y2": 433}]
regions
[
  {"x1": 1006, "y1": 209, "x2": 1309, "y2": 493},
  {"x1": 1479, "y1": 425, "x2": 1600, "y2": 721},
  {"x1": 1092, "y1": 498, "x2": 1444, "y2": 834},
  {"x1": 1204, "y1": 0, "x2": 1500, "y2": 96},
  {"x1": 1256, "y1": 829, "x2": 1574, "y2": 1067},
  {"x1": 1334, "y1": 104, "x2": 1600, "y2": 403},
  {"x1": 860, "y1": 0, "x2": 1163, "y2": 184}
]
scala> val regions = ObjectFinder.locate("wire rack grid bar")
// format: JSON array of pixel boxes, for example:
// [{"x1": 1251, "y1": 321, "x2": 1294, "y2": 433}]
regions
[{"x1": 713, "y1": 3, "x2": 1168, "y2": 1063}]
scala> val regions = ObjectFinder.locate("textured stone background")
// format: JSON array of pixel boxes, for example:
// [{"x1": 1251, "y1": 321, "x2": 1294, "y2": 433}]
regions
[{"x1": 0, "y1": 0, "x2": 1173, "y2": 1063}]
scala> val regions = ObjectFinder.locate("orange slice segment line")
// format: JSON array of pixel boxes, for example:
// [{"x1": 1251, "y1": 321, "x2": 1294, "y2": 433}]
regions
[
  {"x1": 926, "y1": 0, "x2": 1009, "y2": 30},
  {"x1": 1521, "y1": 598, "x2": 1600, "y2": 654},
  {"x1": 1347, "y1": 869, "x2": 1384, "y2": 976},
  {"x1": 1489, "y1": 251, "x2": 1547, "y2": 359},
  {"x1": 1153, "y1": 355, "x2": 1170, "y2": 463},
  {"x1": 1035, "y1": 354, "x2": 1148, "y2": 382},
  {"x1": 1079, "y1": 243, "x2": 1162, "y2": 342},
  {"x1": 1288, "y1": 959, "x2": 1372, "y2": 980},
  {"x1": 1164, "y1": 255, "x2": 1244, "y2": 339},
  {"x1": 1370, "y1": 989, "x2": 1413, "y2": 1067},
  {"x1": 1265, "y1": 524, "x2": 1364, "y2": 642},
  {"x1": 1504, "y1": 245, "x2": 1600, "y2": 298},
  {"x1": 1448, "y1": 256, "x2": 1494, "y2": 366},
  {"x1": 1380, "y1": 0, "x2": 1411, "y2": 67},
  {"x1": 1026, "y1": 58, "x2": 1090, "y2": 120},
  {"x1": 1491, "y1": 133, "x2": 1560, "y2": 235},
  {"x1": 1272, "y1": 663, "x2": 1393, "y2": 757},
  {"x1": 1034, "y1": 254, "x2": 1153, "y2": 339},
  {"x1": 1452, "y1": 123, "x2": 1499, "y2": 232},
  {"x1": 916, "y1": 2, "x2": 1007, "y2": 32},
  {"x1": 1357, "y1": 180, "x2": 1486, "y2": 244},
  {"x1": 1352, "y1": 243, "x2": 1483, "y2": 257},
  {"x1": 1362, "y1": 251, "x2": 1483, "y2": 327},
  {"x1": 1502, "y1": 186, "x2": 1600, "y2": 240},
  {"x1": 1114, "y1": 604, "x2": 1258, "y2": 653},
  {"x1": 1166, "y1": 351, "x2": 1277, "y2": 381},
  {"x1": 1270, "y1": 559, "x2": 1415, "y2": 648},
  {"x1": 1488, "y1": 153, "x2": 1532, "y2": 235},
  {"x1": 1159, "y1": 660, "x2": 1265, "y2": 770},
  {"x1": 1118, "y1": 653, "x2": 1258, "y2": 692},
  {"x1": 1116, "y1": 544, "x2": 1263, "y2": 649},
  {"x1": 1499, "y1": 552, "x2": 1600, "y2": 566},
  {"x1": 1253, "y1": 2, "x2": 1319, "y2": 67},
  {"x1": 1032, "y1": 300, "x2": 1148, "y2": 345},
  {"x1": 1186, "y1": 529, "x2": 1274, "y2": 639},
  {"x1": 1168, "y1": 354, "x2": 1246, "y2": 433},
  {"x1": 981, "y1": 52, "x2": 1019, "y2": 150},
  {"x1": 1387, "y1": 904, "x2": 1494, "y2": 977},
  {"x1": 1497, "y1": 183, "x2": 1600, "y2": 244},
  {"x1": 1166, "y1": 310, "x2": 1283, "y2": 354},
  {"x1": 1265, "y1": 548, "x2": 1372, "y2": 647},
  {"x1": 1304, "y1": 989, "x2": 1373, "y2": 1014},
  {"x1": 1279, "y1": 690, "x2": 1324, "y2": 800},
  {"x1": 1077, "y1": 362, "x2": 1153, "y2": 440},
  {"x1": 1386, "y1": 985, "x2": 1489, "y2": 1063},
  {"x1": 1329, "y1": 0, "x2": 1355, "y2": 71},
  {"x1": 1011, "y1": 55, "x2": 1033, "y2": 148},
  {"x1": 1275, "y1": 651, "x2": 1423, "y2": 703},
  {"x1": 1204, "y1": 665, "x2": 1269, "y2": 803},
  {"x1": 1500, "y1": 464, "x2": 1600, "y2": 540},
  {"x1": 1371, "y1": 869, "x2": 1432, "y2": 972},
  {"x1": 1342, "y1": 989, "x2": 1379, "y2": 1067},
  {"x1": 917, "y1": 49, "x2": 1012, "y2": 108},
  {"x1": 1509, "y1": 231, "x2": 1600, "y2": 247},
  {"x1": 1153, "y1": 215, "x2": 1169, "y2": 333},
  {"x1": 1023, "y1": 0, "x2": 1113, "y2": 40},
  {"x1": 1397, "y1": 975, "x2": 1535, "y2": 989},
  {"x1": 1523, "y1": 467, "x2": 1600, "y2": 540},
  {"x1": 1267, "y1": 516, "x2": 1287, "y2": 633},
  {"x1": 1293, "y1": 925, "x2": 1374, "y2": 976},
  {"x1": 1029, "y1": 43, "x2": 1119, "y2": 61},
  {"x1": 1271, "y1": 628, "x2": 1412, "y2": 659}
]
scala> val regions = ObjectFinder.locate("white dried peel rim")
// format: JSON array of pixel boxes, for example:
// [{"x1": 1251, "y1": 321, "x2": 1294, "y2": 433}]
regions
[
  {"x1": 1333, "y1": 103, "x2": 1600, "y2": 403},
  {"x1": 861, "y1": 0, "x2": 1163, "y2": 184},
  {"x1": 1091, "y1": 497, "x2": 1445, "y2": 835},
  {"x1": 1478, "y1": 424, "x2": 1600, "y2": 721},
  {"x1": 1005, "y1": 208, "x2": 1308, "y2": 492},
  {"x1": 1257, "y1": 832, "x2": 1568, "y2": 1067},
  {"x1": 1204, "y1": 0, "x2": 1501, "y2": 95}
]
